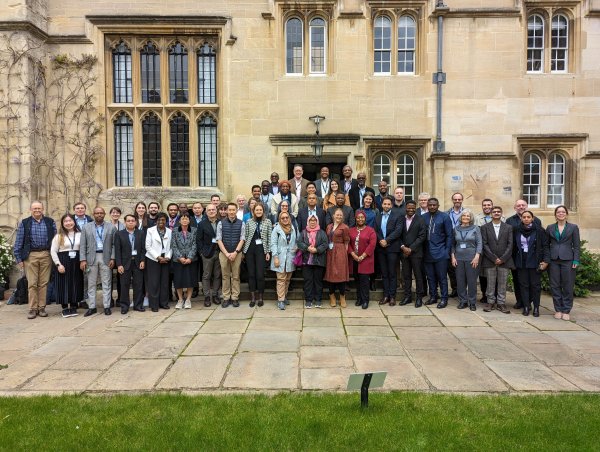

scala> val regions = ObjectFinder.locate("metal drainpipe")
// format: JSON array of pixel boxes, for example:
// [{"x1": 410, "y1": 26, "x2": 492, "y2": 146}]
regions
[{"x1": 433, "y1": 0, "x2": 449, "y2": 153}]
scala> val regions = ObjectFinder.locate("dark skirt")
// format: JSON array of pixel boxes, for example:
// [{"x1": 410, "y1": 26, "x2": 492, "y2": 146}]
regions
[
  {"x1": 56, "y1": 250, "x2": 84, "y2": 308},
  {"x1": 172, "y1": 260, "x2": 199, "y2": 288}
]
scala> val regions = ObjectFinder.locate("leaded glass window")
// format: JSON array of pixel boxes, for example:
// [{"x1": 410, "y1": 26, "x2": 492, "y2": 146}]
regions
[
  {"x1": 113, "y1": 41, "x2": 132, "y2": 103},
  {"x1": 114, "y1": 112, "x2": 133, "y2": 186},
  {"x1": 198, "y1": 115, "x2": 218, "y2": 187},
  {"x1": 169, "y1": 42, "x2": 188, "y2": 103},
  {"x1": 141, "y1": 41, "x2": 161, "y2": 103},
  {"x1": 310, "y1": 18, "x2": 326, "y2": 74},
  {"x1": 198, "y1": 43, "x2": 216, "y2": 103},
  {"x1": 170, "y1": 113, "x2": 190, "y2": 186},
  {"x1": 142, "y1": 112, "x2": 162, "y2": 187}
]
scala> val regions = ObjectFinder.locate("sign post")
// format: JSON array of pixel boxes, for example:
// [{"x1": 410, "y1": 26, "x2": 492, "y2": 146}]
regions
[{"x1": 347, "y1": 371, "x2": 387, "y2": 408}]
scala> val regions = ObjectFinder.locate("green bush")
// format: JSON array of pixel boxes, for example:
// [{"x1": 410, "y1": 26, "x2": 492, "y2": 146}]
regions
[
  {"x1": 0, "y1": 233, "x2": 15, "y2": 286},
  {"x1": 541, "y1": 240, "x2": 600, "y2": 297}
]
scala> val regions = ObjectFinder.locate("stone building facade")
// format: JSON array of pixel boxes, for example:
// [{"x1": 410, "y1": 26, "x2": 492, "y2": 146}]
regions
[{"x1": 1, "y1": 0, "x2": 599, "y2": 246}]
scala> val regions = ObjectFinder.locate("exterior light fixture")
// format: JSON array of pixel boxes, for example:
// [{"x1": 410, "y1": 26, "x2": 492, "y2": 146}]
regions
[{"x1": 309, "y1": 115, "x2": 325, "y2": 160}]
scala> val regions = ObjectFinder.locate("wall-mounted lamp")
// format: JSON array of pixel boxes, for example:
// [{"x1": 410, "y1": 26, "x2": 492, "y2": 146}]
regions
[{"x1": 309, "y1": 115, "x2": 325, "y2": 160}]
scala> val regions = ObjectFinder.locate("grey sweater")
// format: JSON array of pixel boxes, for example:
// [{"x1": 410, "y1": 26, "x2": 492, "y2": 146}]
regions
[{"x1": 451, "y1": 225, "x2": 482, "y2": 261}]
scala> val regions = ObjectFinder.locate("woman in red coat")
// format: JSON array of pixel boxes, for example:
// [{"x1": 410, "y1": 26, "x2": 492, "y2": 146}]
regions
[
  {"x1": 325, "y1": 208, "x2": 350, "y2": 307},
  {"x1": 348, "y1": 210, "x2": 377, "y2": 309}
]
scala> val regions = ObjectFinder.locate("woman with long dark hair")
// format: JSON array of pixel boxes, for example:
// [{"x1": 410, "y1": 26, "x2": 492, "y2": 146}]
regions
[
  {"x1": 243, "y1": 203, "x2": 272, "y2": 307},
  {"x1": 145, "y1": 212, "x2": 172, "y2": 312},
  {"x1": 171, "y1": 213, "x2": 198, "y2": 309},
  {"x1": 50, "y1": 214, "x2": 83, "y2": 317},
  {"x1": 133, "y1": 201, "x2": 149, "y2": 231}
]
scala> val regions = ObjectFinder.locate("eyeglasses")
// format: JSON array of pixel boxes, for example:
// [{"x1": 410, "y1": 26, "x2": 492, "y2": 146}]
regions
[{"x1": 452, "y1": 198, "x2": 462, "y2": 202}]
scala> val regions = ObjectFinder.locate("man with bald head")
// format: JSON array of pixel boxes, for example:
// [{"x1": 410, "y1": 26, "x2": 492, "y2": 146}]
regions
[
  {"x1": 348, "y1": 172, "x2": 375, "y2": 211},
  {"x1": 14, "y1": 201, "x2": 57, "y2": 319}
]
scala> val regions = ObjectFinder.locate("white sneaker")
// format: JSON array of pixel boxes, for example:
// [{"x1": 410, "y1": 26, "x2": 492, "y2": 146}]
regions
[
  {"x1": 184, "y1": 299, "x2": 191, "y2": 309},
  {"x1": 175, "y1": 299, "x2": 184, "y2": 309}
]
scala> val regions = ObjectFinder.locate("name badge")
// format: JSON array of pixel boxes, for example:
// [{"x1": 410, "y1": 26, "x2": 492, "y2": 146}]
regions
[
  {"x1": 132, "y1": 250, "x2": 138, "y2": 256},
  {"x1": 328, "y1": 243, "x2": 334, "y2": 250},
  {"x1": 460, "y1": 243, "x2": 467, "y2": 249},
  {"x1": 68, "y1": 251, "x2": 76, "y2": 259},
  {"x1": 211, "y1": 238, "x2": 217, "y2": 243},
  {"x1": 255, "y1": 239, "x2": 262, "y2": 245}
]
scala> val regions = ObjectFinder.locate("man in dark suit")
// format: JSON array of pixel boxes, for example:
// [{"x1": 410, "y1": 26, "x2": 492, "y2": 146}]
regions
[
  {"x1": 269, "y1": 172, "x2": 280, "y2": 195},
  {"x1": 297, "y1": 194, "x2": 327, "y2": 231},
  {"x1": 481, "y1": 206, "x2": 514, "y2": 314},
  {"x1": 374, "y1": 180, "x2": 389, "y2": 211},
  {"x1": 348, "y1": 172, "x2": 376, "y2": 211},
  {"x1": 298, "y1": 182, "x2": 323, "y2": 210},
  {"x1": 190, "y1": 202, "x2": 204, "y2": 228},
  {"x1": 197, "y1": 203, "x2": 222, "y2": 307},
  {"x1": 341, "y1": 165, "x2": 357, "y2": 194},
  {"x1": 399, "y1": 200, "x2": 427, "y2": 307},
  {"x1": 326, "y1": 193, "x2": 355, "y2": 227},
  {"x1": 375, "y1": 197, "x2": 404, "y2": 306},
  {"x1": 313, "y1": 166, "x2": 332, "y2": 198},
  {"x1": 114, "y1": 214, "x2": 146, "y2": 314}
]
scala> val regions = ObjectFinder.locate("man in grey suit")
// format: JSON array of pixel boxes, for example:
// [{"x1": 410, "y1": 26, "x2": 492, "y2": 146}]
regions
[
  {"x1": 481, "y1": 206, "x2": 514, "y2": 314},
  {"x1": 80, "y1": 207, "x2": 116, "y2": 316}
]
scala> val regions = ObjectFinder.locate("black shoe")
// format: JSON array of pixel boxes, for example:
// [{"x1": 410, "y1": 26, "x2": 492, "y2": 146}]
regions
[
  {"x1": 469, "y1": 305, "x2": 477, "y2": 311},
  {"x1": 522, "y1": 305, "x2": 530, "y2": 316},
  {"x1": 213, "y1": 297, "x2": 222, "y2": 305},
  {"x1": 121, "y1": 308, "x2": 128, "y2": 315},
  {"x1": 250, "y1": 300, "x2": 256, "y2": 308},
  {"x1": 437, "y1": 300, "x2": 448, "y2": 309},
  {"x1": 192, "y1": 288, "x2": 199, "y2": 298},
  {"x1": 514, "y1": 302, "x2": 523, "y2": 309},
  {"x1": 458, "y1": 302, "x2": 467, "y2": 309},
  {"x1": 84, "y1": 308, "x2": 97, "y2": 317},
  {"x1": 79, "y1": 301, "x2": 89, "y2": 309},
  {"x1": 362, "y1": 301, "x2": 369, "y2": 309},
  {"x1": 399, "y1": 297, "x2": 411, "y2": 306},
  {"x1": 533, "y1": 306, "x2": 540, "y2": 317},
  {"x1": 449, "y1": 290, "x2": 458, "y2": 298},
  {"x1": 204, "y1": 296, "x2": 212, "y2": 307},
  {"x1": 133, "y1": 307, "x2": 145, "y2": 312},
  {"x1": 425, "y1": 297, "x2": 437, "y2": 306},
  {"x1": 104, "y1": 308, "x2": 112, "y2": 315},
  {"x1": 160, "y1": 305, "x2": 170, "y2": 310},
  {"x1": 257, "y1": 299, "x2": 264, "y2": 307},
  {"x1": 370, "y1": 281, "x2": 377, "y2": 291},
  {"x1": 415, "y1": 298, "x2": 423, "y2": 308},
  {"x1": 151, "y1": 308, "x2": 159, "y2": 312},
  {"x1": 355, "y1": 300, "x2": 362, "y2": 306},
  {"x1": 69, "y1": 308, "x2": 79, "y2": 316},
  {"x1": 222, "y1": 299, "x2": 230, "y2": 308},
  {"x1": 232, "y1": 300, "x2": 240, "y2": 308}
]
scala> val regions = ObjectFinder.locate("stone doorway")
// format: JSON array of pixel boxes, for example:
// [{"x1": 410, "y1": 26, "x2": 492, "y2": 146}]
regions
[{"x1": 286, "y1": 157, "x2": 348, "y2": 182}]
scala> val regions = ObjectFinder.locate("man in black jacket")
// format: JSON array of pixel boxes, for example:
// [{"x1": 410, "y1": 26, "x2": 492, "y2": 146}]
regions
[
  {"x1": 348, "y1": 172, "x2": 375, "y2": 211},
  {"x1": 297, "y1": 194, "x2": 327, "y2": 231},
  {"x1": 399, "y1": 200, "x2": 427, "y2": 307},
  {"x1": 197, "y1": 203, "x2": 222, "y2": 306},
  {"x1": 326, "y1": 193, "x2": 355, "y2": 227},
  {"x1": 114, "y1": 215, "x2": 146, "y2": 314}
]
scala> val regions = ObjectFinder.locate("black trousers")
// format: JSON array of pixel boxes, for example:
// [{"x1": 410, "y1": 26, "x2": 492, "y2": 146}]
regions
[
  {"x1": 119, "y1": 259, "x2": 144, "y2": 310},
  {"x1": 352, "y1": 263, "x2": 370, "y2": 305},
  {"x1": 302, "y1": 265, "x2": 324, "y2": 302},
  {"x1": 511, "y1": 269, "x2": 523, "y2": 305},
  {"x1": 328, "y1": 282, "x2": 346, "y2": 295},
  {"x1": 146, "y1": 259, "x2": 170, "y2": 309},
  {"x1": 378, "y1": 249, "x2": 399, "y2": 298},
  {"x1": 517, "y1": 268, "x2": 542, "y2": 308},
  {"x1": 401, "y1": 254, "x2": 424, "y2": 298},
  {"x1": 245, "y1": 242, "x2": 266, "y2": 293}
]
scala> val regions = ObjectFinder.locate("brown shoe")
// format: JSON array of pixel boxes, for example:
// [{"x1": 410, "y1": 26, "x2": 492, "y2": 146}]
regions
[
  {"x1": 329, "y1": 294, "x2": 337, "y2": 307},
  {"x1": 27, "y1": 309, "x2": 37, "y2": 319},
  {"x1": 497, "y1": 304, "x2": 510, "y2": 314},
  {"x1": 38, "y1": 308, "x2": 48, "y2": 318},
  {"x1": 483, "y1": 303, "x2": 493, "y2": 312},
  {"x1": 379, "y1": 296, "x2": 389, "y2": 305},
  {"x1": 339, "y1": 294, "x2": 347, "y2": 308},
  {"x1": 388, "y1": 297, "x2": 396, "y2": 307}
]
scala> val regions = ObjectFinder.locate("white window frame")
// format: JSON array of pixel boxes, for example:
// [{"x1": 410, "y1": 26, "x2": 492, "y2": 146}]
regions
[
  {"x1": 285, "y1": 17, "x2": 304, "y2": 76},
  {"x1": 547, "y1": 152, "x2": 566, "y2": 207},
  {"x1": 397, "y1": 15, "x2": 416, "y2": 75},
  {"x1": 551, "y1": 14, "x2": 569, "y2": 73},
  {"x1": 527, "y1": 14, "x2": 545, "y2": 74},
  {"x1": 309, "y1": 17, "x2": 327, "y2": 75},
  {"x1": 374, "y1": 15, "x2": 392, "y2": 75},
  {"x1": 523, "y1": 152, "x2": 542, "y2": 208}
]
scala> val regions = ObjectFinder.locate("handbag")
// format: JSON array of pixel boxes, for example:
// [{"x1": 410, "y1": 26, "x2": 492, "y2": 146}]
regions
[{"x1": 292, "y1": 249, "x2": 304, "y2": 267}]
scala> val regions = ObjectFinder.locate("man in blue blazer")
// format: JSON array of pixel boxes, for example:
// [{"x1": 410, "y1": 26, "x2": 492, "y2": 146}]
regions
[
  {"x1": 422, "y1": 198, "x2": 453, "y2": 308},
  {"x1": 375, "y1": 196, "x2": 404, "y2": 306}
]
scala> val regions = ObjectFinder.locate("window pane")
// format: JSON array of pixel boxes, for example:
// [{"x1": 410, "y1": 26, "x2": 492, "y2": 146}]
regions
[
  {"x1": 198, "y1": 115, "x2": 218, "y2": 187},
  {"x1": 114, "y1": 112, "x2": 133, "y2": 186},
  {"x1": 169, "y1": 42, "x2": 188, "y2": 103},
  {"x1": 551, "y1": 15, "x2": 568, "y2": 72},
  {"x1": 286, "y1": 18, "x2": 303, "y2": 74},
  {"x1": 142, "y1": 113, "x2": 162, "y2": 186},
  {"x1": 523, "y1": 153, "x2": 541, "y2": 207},
  {"x1": 398, "y1": 16, "x2": 416, "y2": 73},
  {"x1": 310, "y1": 18, "x2": 326, "y2": 73},
  {"x1": 112, "y1": 41, "x2": 132, "y2": 103},
  {"x1": 547, "y1": 153, "x2": 565, "y2": 206},
  {"x1": 141, "y1": 41, "x2": 161, "y2": 103},
  {"x1": 374, "y1": 16, "x2": 391, "y2": 73},
  {"x1": 396, "y1": 154, "x2": 415, "y2": 201},
  {"x1": 170, "y1": 113, "x2": 190, "y2": 186},
  {"x1": 198, "y1": 43, "x2": 217, "y2": 103},
  {"x1": 527, "y1": 15, "x2": 544, "y2": 72}
]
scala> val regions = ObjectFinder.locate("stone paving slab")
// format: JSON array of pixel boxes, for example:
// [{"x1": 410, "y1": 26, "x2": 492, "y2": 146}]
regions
[{"x1": 1, "y1": 293, "x2": 599, "y2": 395}]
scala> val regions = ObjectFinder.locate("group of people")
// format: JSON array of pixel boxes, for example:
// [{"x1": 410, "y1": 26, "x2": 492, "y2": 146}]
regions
[{"x1": 13, "y1": 164, "x2": 581, "y2": 321}]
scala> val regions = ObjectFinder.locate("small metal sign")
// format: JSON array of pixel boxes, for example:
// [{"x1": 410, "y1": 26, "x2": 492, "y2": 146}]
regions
[{"x1": 347, "y1": 371, "x2": 387, "y2": 408}]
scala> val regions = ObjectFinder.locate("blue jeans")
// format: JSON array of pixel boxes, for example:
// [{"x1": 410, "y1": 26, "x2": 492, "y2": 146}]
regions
[{"x1": 424, "y1": 259, "x2": 449, "y2": 300}]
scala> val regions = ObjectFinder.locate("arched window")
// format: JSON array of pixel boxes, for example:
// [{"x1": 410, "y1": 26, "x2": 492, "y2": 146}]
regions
[
  {"x1": 373, "y1": 154, "x2": 391, "y2": 185},
  {"x1": 397, "y1": 16, "x2": 416, "y2": 73},
  {"x1": 527, "y1": 15, "x2": 545, "y2": 72},
  {"x1": 141, "y1": 41, "x2": 160, "y2": 103},
  {"x1": 547, "y1": 153, "x2": 565, "y2": 206},
  {"x1": 198, "y1": 43, "x2": 216, "y2": 104},
  {"x1": 551, "y1": 14, "x2": 568, "y2": 72},
  {"x1": 523, "y1": 153, "x2": 541, "y2": 207},
  {"x1": 169, "y1": 42, "x2": 188, "y2": 103},
  {"x1": 114, "y1": 112, "x2": 133, "y2": 186},
  {"x1": 309, "y1": 18, "x2": 326, "y2": 73},
  {"x1": 396, "y1": 154, "x2": 415, "y2": 201},
  {"x1": 374, "y1": 16, "x2": 391, "y2": 74},
  {"x1": 170, "y1": 113, "x2": 190, "y2": 186},
  {"x1": 142, "y1": 112, "x2": 162, "y2": 187},
  {"x1": 198, "y1": 115, "x2": 218, "y2": 187},
  {"x1": 112, "y1": 41, "x2": 132, "y2": 103},
  {"x1": 286, "y1": 18, "x2": 303, "y2": 74}
]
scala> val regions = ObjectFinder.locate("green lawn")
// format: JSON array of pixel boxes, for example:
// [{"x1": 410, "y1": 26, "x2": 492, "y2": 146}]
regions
[{"x1": 0, "y1": 392, "x2": 598, "y2": 451}]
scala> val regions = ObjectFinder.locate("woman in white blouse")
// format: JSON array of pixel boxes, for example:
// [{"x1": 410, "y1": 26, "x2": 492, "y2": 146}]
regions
[
  {"x1": 145, "y1": 212, "x2": 173, "y2": 312},
  {"x1": 50, "y1": 214, "x2": 83, "y2": 318}
]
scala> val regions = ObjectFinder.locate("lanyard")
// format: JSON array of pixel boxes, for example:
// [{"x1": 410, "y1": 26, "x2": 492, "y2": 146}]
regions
[
  {"x1": 129, "y1": 231, "x2": 135, "y2": 248},
  {"x1": 458, "y1": 229, "x2": 470, "y2": 242},
  {"x1": 96, "y1": 224, "x2": 104, "y2": 241},
  {"x1": 66, "y1": 233, "x2": 75, "y2": 250}
]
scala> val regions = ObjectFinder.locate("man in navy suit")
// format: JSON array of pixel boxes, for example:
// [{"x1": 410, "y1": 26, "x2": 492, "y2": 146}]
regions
[
  {"x1": 114, "y1": 215, "x2": 146, "y2": 314},
  {"x1": 375, "y1": 197, "x2": 403, "y2": 306},
  {"x1": 399, "y1": 200, "x2": 427, "y2": 307},
  {"x1": 348, "y1": 172, "x2": 375, "y2": 211},
  {"x1": 297, "y1": 194, "x2": 326, "y2": 231}
]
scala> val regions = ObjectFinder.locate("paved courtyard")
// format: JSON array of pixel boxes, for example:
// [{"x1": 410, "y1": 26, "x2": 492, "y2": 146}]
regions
[{"x1": 1, "y1": 293, "x2": 600, "y2": 395}]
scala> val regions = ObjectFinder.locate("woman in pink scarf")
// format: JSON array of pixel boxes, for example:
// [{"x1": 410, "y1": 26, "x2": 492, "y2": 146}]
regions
[{"x1": 297, "y1": 215, "x2": 328, "y2": 308}]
